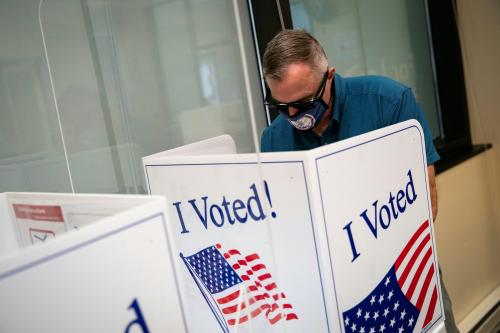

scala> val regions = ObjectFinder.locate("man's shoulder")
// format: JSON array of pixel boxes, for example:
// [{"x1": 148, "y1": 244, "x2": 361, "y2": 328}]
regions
[
  {"x1": 261, "y1": 115, "x2": 295, "y2": 152},
  {"x1": 264, "y1": 114, "x2": 290, "y2": 134},
  {"x1": 342, "y1": 75, "x2": 410, "y2": 100}
]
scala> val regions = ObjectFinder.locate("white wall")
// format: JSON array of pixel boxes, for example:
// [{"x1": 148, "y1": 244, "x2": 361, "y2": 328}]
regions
[{"x1": 435, "y1": 152, "x2": 500, "y2": 331}]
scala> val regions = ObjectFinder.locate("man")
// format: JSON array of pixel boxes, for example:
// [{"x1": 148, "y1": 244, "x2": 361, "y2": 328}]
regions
[{"x1": 261, "y1": 29, "x2": 459, "y2": 333}]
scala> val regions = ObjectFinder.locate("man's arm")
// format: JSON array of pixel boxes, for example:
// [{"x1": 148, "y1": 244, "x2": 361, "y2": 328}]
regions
[
  {"x1": 428, "y1": 164, "x2": 438, "y2": 222},
  {"x1": 390, "y1": 89, "x2": 439, "y2": 221}
]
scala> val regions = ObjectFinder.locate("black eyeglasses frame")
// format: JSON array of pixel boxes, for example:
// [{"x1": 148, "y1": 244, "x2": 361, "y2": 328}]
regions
[{"x1": 264, "y1": 68, "x2": 329, "y2": 117}]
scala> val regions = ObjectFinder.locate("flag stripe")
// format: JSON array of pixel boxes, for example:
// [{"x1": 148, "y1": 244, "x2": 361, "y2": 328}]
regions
[
  {"x1": 258, "y1": 273, "x2": 272, "y2": 281},
  {"x1": 397, "y1": 233, "x2": 431, "y2": 286},
  {"x1": 217, "y1": 290, "x2": 241, "y2": 304},
  {"x1": 247, "y1": 285, "x2": 259, "y2": 292},
  {"x1": 265, "y1": 303, "x2": 279, "y2": 314},
  {"x1": 405, "y1": 247, "x2": 433, "y2": 300},
  {"x1": 252, "y1": 264, "x2": 266, "y2": 271},
  {"x1": 273, "y1": 293, "x2": 286, "y2": 301},
  {"x1": 222, "y1": 301, "x2": 247, "y2": 314},
  {"x1": 269, "y1": 313, "x2": 282, "y2": 325},
  {"x1": 251, "y1": 307, "x2": 262, "y2": 318},
  {"x1": 265, "y1": 282, "x2": 278, "y2": 291},
  {"x1": 423, "y1": 286, "x2": 438, "y2": 328},
  {"x1": 245, "y1": 254, "x2": 259, "y2": 262},
  {"x1": 246, "y1": 296, "x2": 257, "y2": 306},
  {"x1": 255, "y1": 293, "x2": 270, "y2": 301},
  {"x1": 395, "y1": 220, "x2": 429, "y2": 270},
  {"x1": 415, "y1": 263, "x2": 435, "y2": 310},
  {"x1": 227, "y1": 315, "x2": 248, "y2": 326}
]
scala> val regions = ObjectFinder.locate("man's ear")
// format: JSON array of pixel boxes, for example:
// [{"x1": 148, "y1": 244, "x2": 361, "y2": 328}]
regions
[{"x1": 328, "y1": 66, "x2": 336, "y2": 79}]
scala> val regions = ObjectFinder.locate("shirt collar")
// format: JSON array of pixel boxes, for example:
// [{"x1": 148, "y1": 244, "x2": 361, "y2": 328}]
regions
[{"x1": 330, "y1": 73, "x2": 345, "y2": 125}]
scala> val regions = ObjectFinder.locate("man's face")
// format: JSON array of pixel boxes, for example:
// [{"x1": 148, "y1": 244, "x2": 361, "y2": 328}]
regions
[{"x1": 266, "y1": 63, "x2": 332, "y2": 117}]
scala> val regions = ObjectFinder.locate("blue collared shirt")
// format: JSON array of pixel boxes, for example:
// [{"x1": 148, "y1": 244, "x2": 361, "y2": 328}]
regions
[{"x1": 261, "y1": 73, "x2": 440, "y2": 165}]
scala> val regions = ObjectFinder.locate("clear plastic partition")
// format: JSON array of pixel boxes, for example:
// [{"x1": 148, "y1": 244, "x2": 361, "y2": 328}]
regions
[
  {"x1": 0, "y1": 0, "x2": 72, "y2": 193},
  {"x1": 38, "y1": 0, "x2": 311, "y2": 332},
  {"x1": 39, "y1": 0, "x2": 267, "y2": 194}
]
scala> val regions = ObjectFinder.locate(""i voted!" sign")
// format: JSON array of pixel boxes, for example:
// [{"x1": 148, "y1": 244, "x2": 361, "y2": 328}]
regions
[{"x1": 143, "y1": 120, "x2": 445, "y2": 333}]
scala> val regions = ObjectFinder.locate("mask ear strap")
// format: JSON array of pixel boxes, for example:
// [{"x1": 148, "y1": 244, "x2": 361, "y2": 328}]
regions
[
  {"x1": 329, "y1": 75, "x2": 336, "y2": 106},
  {"x1": 264, "y1": 84, "x2": 272, "y2": 103}
]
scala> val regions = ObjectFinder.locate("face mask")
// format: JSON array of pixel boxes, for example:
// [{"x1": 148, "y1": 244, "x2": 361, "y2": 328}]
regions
[
  {"x1": 265, "y1": 68, "x2": 333, "y2": 131},
  {"x1": 286, "y1": 98, "x2": 329, "y2": 131}
]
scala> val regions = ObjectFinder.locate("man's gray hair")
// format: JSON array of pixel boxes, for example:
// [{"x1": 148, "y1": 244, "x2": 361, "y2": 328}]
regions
[{"x1": 263, "y1": 29, "x2": 328, "y2": 81}]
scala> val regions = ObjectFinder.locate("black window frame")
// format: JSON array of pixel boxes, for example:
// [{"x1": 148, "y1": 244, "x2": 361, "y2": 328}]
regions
[{"x1": 248, "y1": 0, "x2": 490, "y2": 173}]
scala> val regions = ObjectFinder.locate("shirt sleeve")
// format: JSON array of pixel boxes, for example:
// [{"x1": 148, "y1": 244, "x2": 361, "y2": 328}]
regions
[{"x1": 388, "y1": 88, "x2": 441, "y2": 165}]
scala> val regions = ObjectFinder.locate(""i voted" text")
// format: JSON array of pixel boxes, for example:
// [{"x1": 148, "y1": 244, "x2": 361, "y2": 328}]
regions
[{"x1": 343, "y1": 169, "x2": 418, "y2": 262}]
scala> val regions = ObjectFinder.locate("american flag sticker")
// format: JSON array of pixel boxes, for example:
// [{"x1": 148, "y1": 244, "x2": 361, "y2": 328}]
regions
[
  {"x1": 181, "y1": 243, "x2": 298, "y2": 332},
  {"x1": 342, "y1": 220, "x2": 441, "y2": 333}
]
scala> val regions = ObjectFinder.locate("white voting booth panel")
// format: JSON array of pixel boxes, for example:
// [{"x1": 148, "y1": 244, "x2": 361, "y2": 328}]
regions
[
  {"x1": 0, "y1": 192, "x2": 186, "y2": 333},
  {"x1": 143, "y1": 120, "x2": 446, "y2": 333}
]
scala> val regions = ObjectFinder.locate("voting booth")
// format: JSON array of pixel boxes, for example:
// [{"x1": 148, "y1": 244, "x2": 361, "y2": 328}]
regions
[
  {"x1": 0, "y1": 120, "x2": 446, "y2": 333},
  {"x1": 0, "y1": 192, "x2": 186, "y2": 332},
  {"x1": 143, "y1": 120, "x2": 446, "y2": 333}
]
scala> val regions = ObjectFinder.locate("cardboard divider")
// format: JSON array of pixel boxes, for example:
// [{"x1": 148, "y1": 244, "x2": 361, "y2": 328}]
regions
[{"x1": 143, "y1": 120, "x2": 446, "y2": 333}]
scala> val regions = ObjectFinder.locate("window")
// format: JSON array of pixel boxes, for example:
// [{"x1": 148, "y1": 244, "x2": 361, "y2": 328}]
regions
[
  {"x1": 0, "y1": 0, "x2": 266, "y2": 193},
  {"x1": 290, "y1": 0, "x2": 441, "y2": 139},
  {"x1": 250, "y1": 0, "x2": 477, "y2": 172}
]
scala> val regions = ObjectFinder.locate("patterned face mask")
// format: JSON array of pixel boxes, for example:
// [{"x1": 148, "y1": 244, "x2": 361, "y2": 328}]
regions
[
  {"x1": 286, "y1": 97, "x2": 329, "y2": 131},
  {"x1": 265, "y1": 69, "x2": 333, "y2": 131}
]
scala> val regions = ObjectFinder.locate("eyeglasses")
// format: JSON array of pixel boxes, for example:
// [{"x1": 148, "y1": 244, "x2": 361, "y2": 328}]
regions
[{"x1": 265, "y1": 69, "x2": 329, "y2": 117}]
